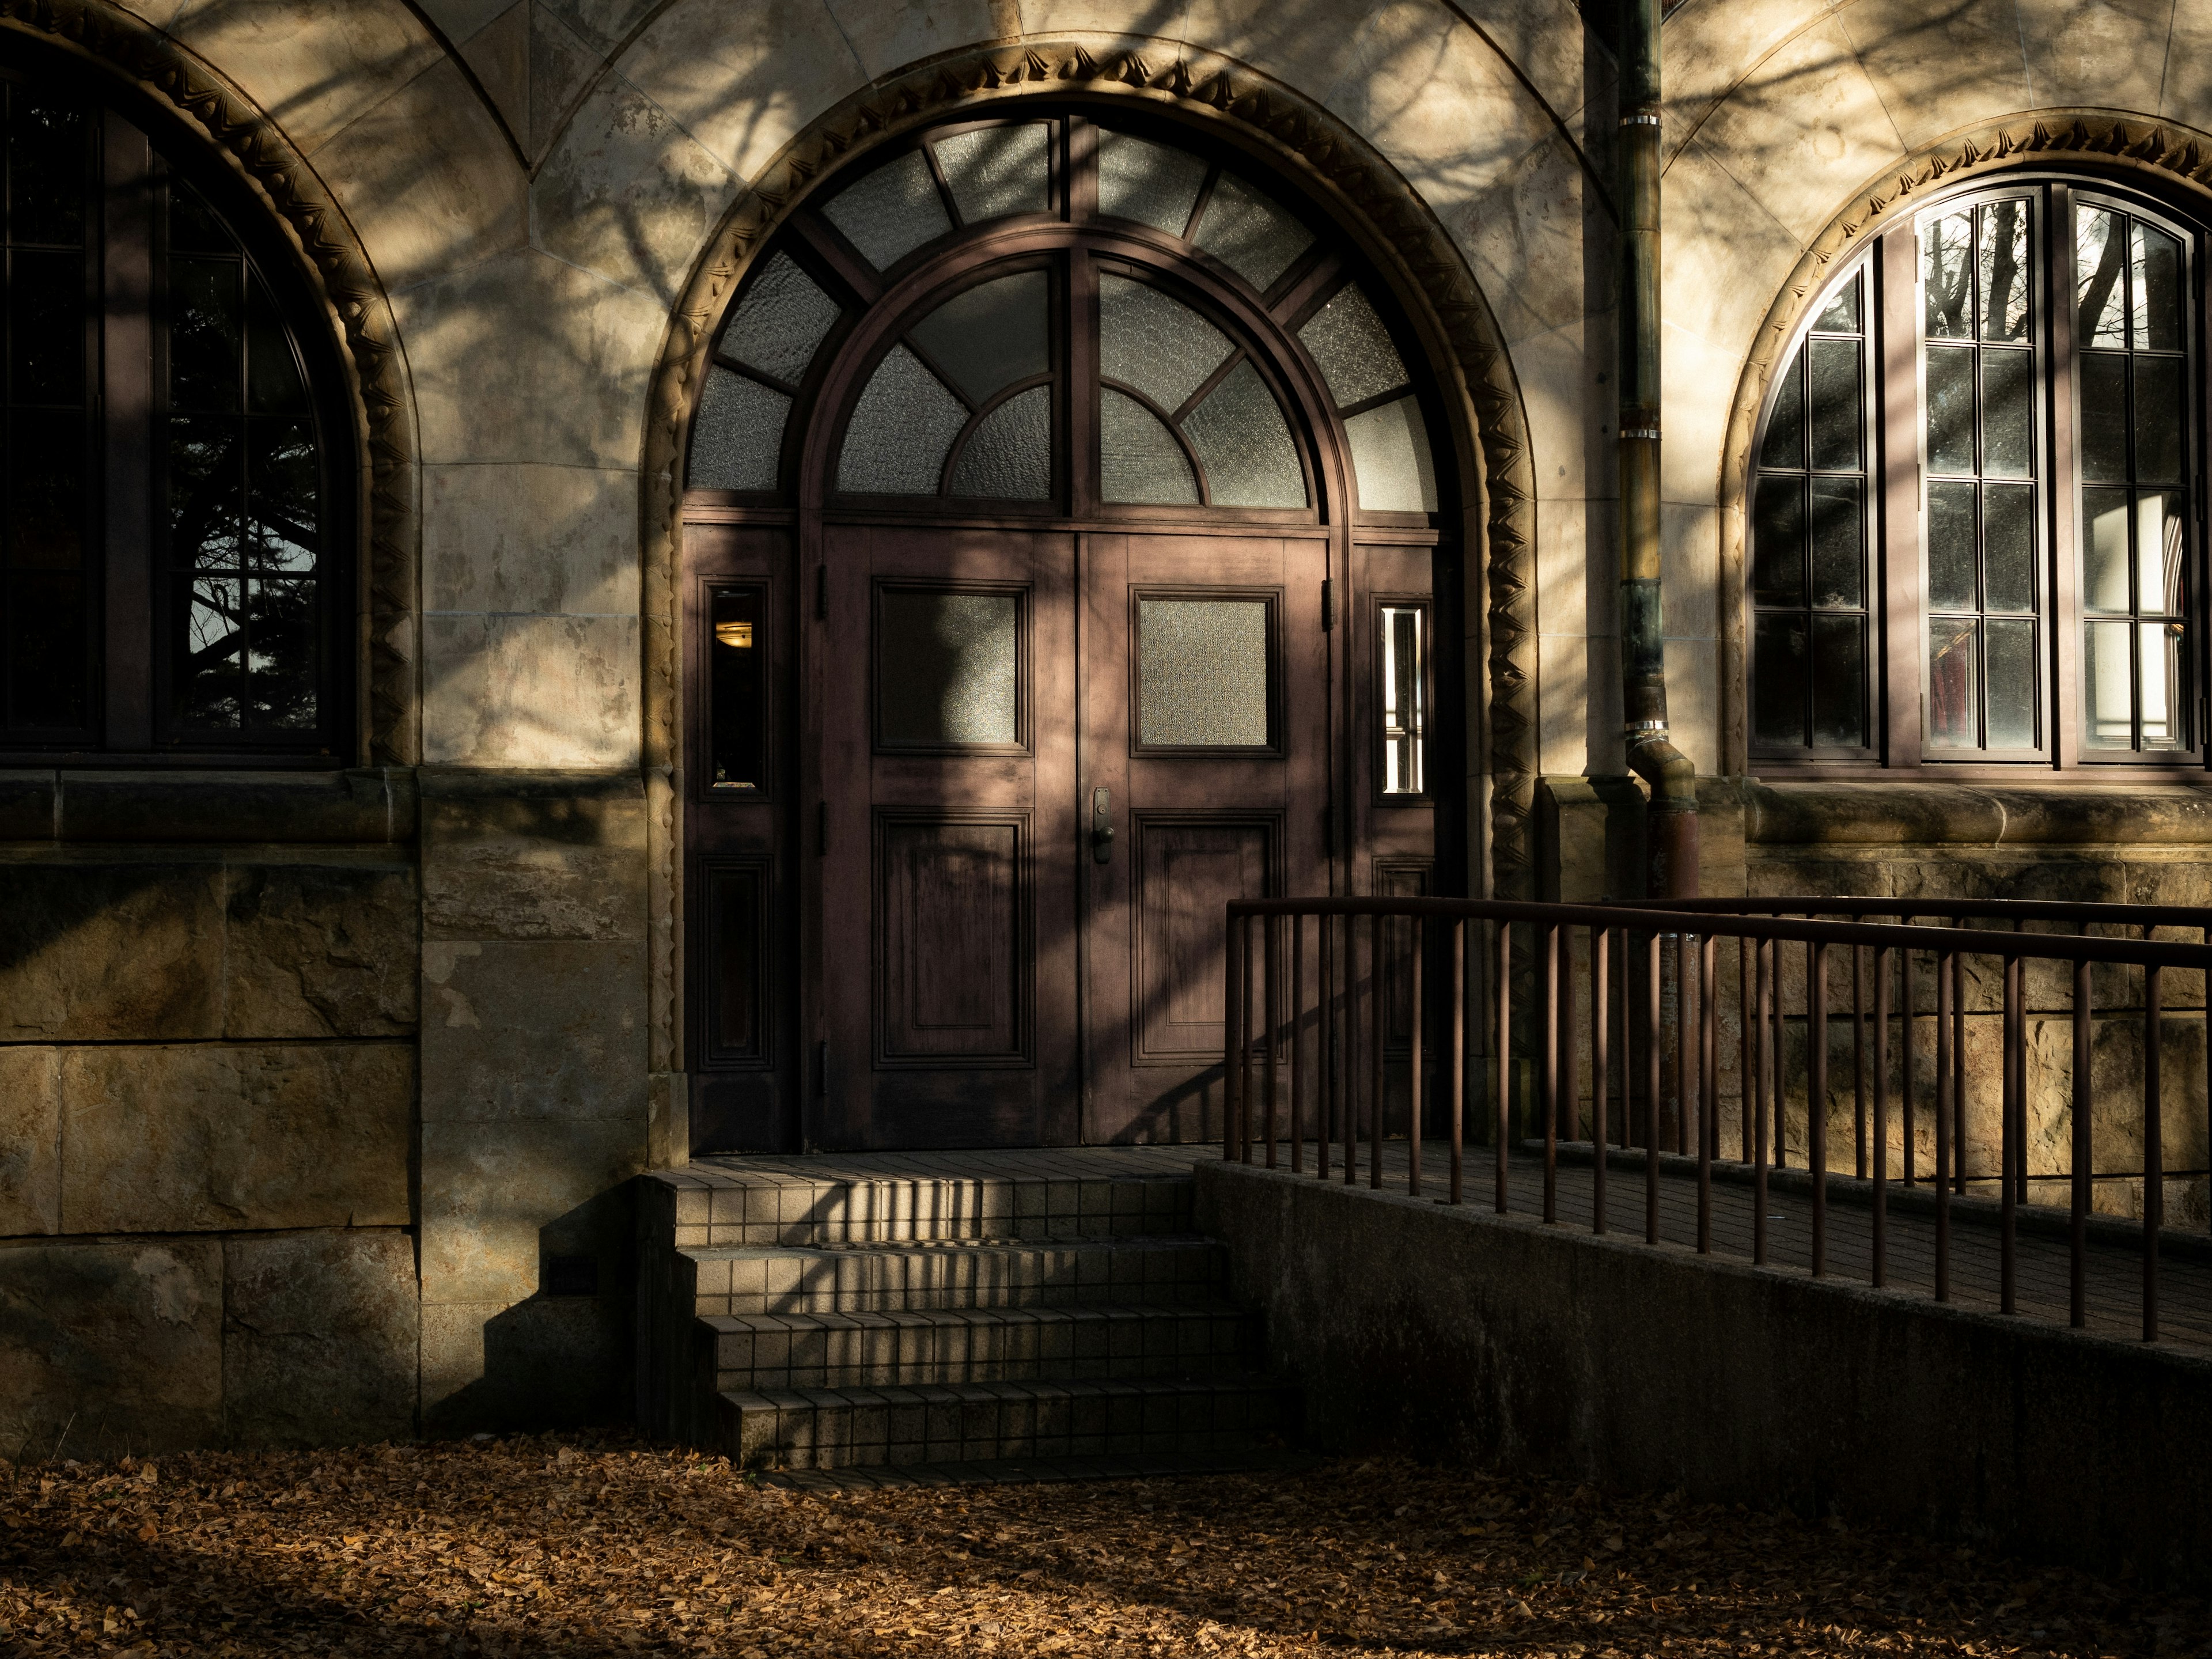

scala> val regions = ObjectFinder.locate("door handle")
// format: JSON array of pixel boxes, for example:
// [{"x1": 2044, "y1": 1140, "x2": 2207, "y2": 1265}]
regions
[{"x1": 1091, "y1": 787, "x2": 1114, "y2": 863}]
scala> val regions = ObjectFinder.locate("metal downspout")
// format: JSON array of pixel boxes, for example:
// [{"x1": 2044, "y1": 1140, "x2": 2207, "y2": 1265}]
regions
[{"x1": 1617, "y1": 0, "x2": 1698, "y2": 899}]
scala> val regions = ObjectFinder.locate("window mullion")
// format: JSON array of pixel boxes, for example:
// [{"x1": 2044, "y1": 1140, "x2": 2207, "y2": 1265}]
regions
[
  {"x1": 101, "y1": 108, "x2": 153, "y2": 752},
  {"x1": 1880, "y1": 225, "x2": 1925, "y2": 768},
  {"x1": 2048, "y1": 181, "x2": 2084, "y2": 768}
]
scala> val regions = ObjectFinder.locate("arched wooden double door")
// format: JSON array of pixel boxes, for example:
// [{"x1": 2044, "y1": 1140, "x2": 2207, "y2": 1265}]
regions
[{"x1": 681, "y1": 113, "x2": 1454, "y2": 1150}]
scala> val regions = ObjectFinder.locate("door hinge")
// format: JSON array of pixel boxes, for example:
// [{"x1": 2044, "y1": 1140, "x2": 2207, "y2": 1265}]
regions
[
  {"x1": 1320, "y1": 577, "x2": 1334, "y2": 631},
  {"x1": 815, "y1": 565, "x2": 827, "y2": 620}
]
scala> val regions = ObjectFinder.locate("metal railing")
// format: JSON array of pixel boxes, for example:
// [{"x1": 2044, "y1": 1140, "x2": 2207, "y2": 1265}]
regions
[{"x1": 1221, "y1": 895, "x2": 2212, "y2": 1343}]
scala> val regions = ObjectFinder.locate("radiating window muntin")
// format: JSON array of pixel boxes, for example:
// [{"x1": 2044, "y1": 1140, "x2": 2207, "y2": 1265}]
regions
[
  {"x1": 684, "y1": 114, "x2": 1443, "y2": 526},
  {"x1": 1921, "y1": 191, "x2": 2044, "y2": 756},
  {"x1": 1751, "y1": 262, "x2": 1874, "y2": 757},
  {"x1": 2074, "y1": 193, "x2": 2194, "y2": 753}
]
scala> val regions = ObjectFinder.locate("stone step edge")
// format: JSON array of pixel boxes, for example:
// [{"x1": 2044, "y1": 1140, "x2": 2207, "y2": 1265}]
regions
[
  {"x1": 710, "y1": 1302, "x2": 1256, "y2": 1391},
  {"x1": 718, "y1": 1375, "x2": 1298, "y2": 1470},
  {"x1": 700, "y1": 1300, "x2": 1251, "y2": 1334},
  {"x1": 753, "y1": 1448, "x2": 1323, "y2": 1492},
  {"x1": 679, "y1": 1234, "x2": 1218, "y2": 1260}
]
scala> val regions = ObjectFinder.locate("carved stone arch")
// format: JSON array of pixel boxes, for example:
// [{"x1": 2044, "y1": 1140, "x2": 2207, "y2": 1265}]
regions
[
  {"x1": 640, "y1": 36, "x2": 1540, "y2": 1067},
  {"x1": 0, "y1": 0, "x2": 419, "y2": 765},
  {"x1": 1718, "y1": 109, "x2": 2212, "y2": 774}
]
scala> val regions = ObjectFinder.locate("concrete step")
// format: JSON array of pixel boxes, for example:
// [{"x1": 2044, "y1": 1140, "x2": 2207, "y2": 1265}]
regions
[
  {"x1": 708, "y1": 1302, "x2": 1255, "y2": 1391},
  {"x1": 654, "y1": 1158, "x2": 1196, "y2": 1248},
  {"x1": 718, "y1": 1375, "x2": 1298, "y2": 1470},
  {"x1": 685, "y1": 1236, "x2": 1227, "y2": 1317}
]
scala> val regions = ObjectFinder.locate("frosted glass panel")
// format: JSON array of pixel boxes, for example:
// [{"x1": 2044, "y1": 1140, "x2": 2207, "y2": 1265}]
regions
[
  {"x1": 1344, "y1": 396, "x2": 1438, "y2": 512},
  {"x1": 1298, "y1": 284, "x2": 1407, "y2": 409},
  {"x1": 821, "y1": 150, "x2": 952, "y2": 269},
  {"x1": 948, "y1": 385, "x2": 1052, "y2": 500},
  {"x1": 690, "y1": 366, "x2": 790, "y2": 491},
  {"x1": 1193, "y1": 173, "x2": 1313, "y2": 292},
  {"x1": 838, "y1": 345, "x2": 967, "y2": 495},
  {"x1": 1139, "y1": 598, "x2": 1270, "y2": 747},
  {"x1": 1096, "y1": 130, "x2": 1206, "y2": 234},
  {"x1": 934, "y1": 124, "x2": 1051, "y2": 223},
  {"x1": 721, "y1": 252, "x2": 840, "y2": 385},
  {"x1": 1100, "y1": 387, "x2": 1198, "y2": 504},
  {"x1": 909, "y1": 270, "x2": 1050, "y2": 405},
  {"x1": 878, "y1": 590, "x2": 1020, "y2": 747},
  {"x1": 1183, "y1": 360, "x2": 1305, "y2": 507},
  {"x1": 1099, "y1": 275, "x2": 1229, "y2": 412}
]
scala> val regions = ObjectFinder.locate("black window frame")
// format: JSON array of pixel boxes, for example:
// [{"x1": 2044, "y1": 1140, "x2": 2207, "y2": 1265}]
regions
[{"x1": 0, "y1": 58, "x2": 353, "y2": 768}]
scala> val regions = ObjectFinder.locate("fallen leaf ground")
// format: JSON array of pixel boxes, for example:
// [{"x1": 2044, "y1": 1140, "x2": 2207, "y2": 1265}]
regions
[{"x1": 1, "y1": 1436, "x2": 2202, "y2": 1657}]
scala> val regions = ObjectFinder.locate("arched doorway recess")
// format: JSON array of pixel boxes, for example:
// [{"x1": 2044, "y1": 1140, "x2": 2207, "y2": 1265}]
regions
[{"x1": 677, "y1": 106, "x2": 1478, "y2": 1152}]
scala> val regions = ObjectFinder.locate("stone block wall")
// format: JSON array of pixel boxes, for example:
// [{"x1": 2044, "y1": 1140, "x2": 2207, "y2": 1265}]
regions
[
  {"x1": 0, "y1": 770, "x2": 421, "y2": 1459},
  {"x1": 1540, "y1": 777, "x2": 2212, "y2": 1224}
]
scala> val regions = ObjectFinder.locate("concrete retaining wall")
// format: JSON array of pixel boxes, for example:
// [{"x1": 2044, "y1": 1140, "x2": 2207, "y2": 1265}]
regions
[{"x1": 1198, "y1": 1159, "x2": 2212, "y2": 1589}]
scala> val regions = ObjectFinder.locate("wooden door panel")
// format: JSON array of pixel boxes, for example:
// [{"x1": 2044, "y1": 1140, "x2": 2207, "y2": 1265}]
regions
[
  {"x1": 1133, "y1": 813, "x2": 1279, "y2": 1062},
  {"x1": 1082, "y1": 530, "x2": 1329, "y2": 1143},
  {"x1": 816, "y1": 523, "x2": 1077, "y2": 1147},
  {"x1": 875, "y1": 810, "x2": 1028, "y2": 1063}
]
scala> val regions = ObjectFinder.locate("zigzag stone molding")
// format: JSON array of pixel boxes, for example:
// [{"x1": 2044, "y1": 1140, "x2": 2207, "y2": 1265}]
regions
[
  {"x1": 1718, "y1": 110, "x2": 2212, "y2": 773},
  {"x1": 0, "y1": 0, "x2": 418, "y2": 767},
  {"x1": 639, "y1": 37, "x2": 1540, "y2": 1069}
]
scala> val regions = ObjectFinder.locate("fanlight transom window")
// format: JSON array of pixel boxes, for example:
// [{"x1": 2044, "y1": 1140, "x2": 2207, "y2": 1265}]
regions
[
  {"x1": 685, "y1": 116, "x2": 1441, "y2": 520},
  {"x1": 1749, "y1": 177, "x2": 2201, "y2": 770}
]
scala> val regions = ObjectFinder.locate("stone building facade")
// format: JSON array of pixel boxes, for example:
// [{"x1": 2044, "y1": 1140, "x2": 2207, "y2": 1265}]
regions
[{"x1": 5, "y1": 0, "x2": 2212, "y2": 1453}]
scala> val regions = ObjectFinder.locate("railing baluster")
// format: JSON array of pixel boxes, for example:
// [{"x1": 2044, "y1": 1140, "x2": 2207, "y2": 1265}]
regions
[
  {"x1": 1449, "y1": 918, "x2": 1465, "y2": 1206},
  {"x1": 1495, "y1": 920, "x2": 1511, "y2": 1215},
  {"x1": 1370, "y1": 913, "x2": 1385, "y2": 1191},
  {"x1": 1676, "y1": 929, "x2": 1693, "y2": 1156},
  {"x1": 1336, "y1": 915, "x2": 1354, "y2": 1185},
  {"x1": 1873, "y1": 944, "x2": 1889, "y2": 1289},
  {"x1": 1935, "y1": 948, "x2": 1952, "y2": 1302},
  {"x1": 1902, "y1": 942, "x2": 1918, "y2": 1189},
  {"x1": 1409, "y1": 918, "x2": 1424, "y2": 1199},
  {"x1": 1810, "y1": 937, "x2": 1828, "y2": 1279},
  {"x1": 2002, "y1": 952, "x2": 2021, "y2": 1316},
  {"x1": 1698, "y1": 931, "x2": 1716, "y2": 1254},
  {"x1": 1646, "y1": 927, "x2": 1661, "y2": 1247},
  {"x1": 1319, "y1": 912, "x2": 1335, "y2": 1183},
  {"x1": 1853, "y1": 944, "x2": 1868, "y2": 1179},
  {"x1": 1754, "y1": 935, "x2": 1771, "y2": 1265},
  {"x1": 1738, "y1": 935, "x2": 1753, "y2": 1164},
  {"x1": 1263, "y1": 915, "x2": 1280, "y2": 1169},
  {"x1": 1952, "y1": 937, "x2": 1968, "y2": 1197},
  {"x1": 1290, "y1": 914, "x2": 1305, "y2": 1175},
  {"x1": 1561, "y1": 922, "x2": 1580, "y2": 1146},
  {"x1": 1594, "y1": 926, "x2": 1610, "y2": 1235},
  {"x1": 2145, "y1": 959, "x2": 2162, "y2": 1343},
  {"x1": 2073, "y1": 957, "x2": 2092, "y2": 1329},
  {"x1": 1225, "y1": 912, "x2": 1246, "y2": 1162},
  {"x1": 1543, "y1": 921, "x2": 1560, "y2": 1225}
]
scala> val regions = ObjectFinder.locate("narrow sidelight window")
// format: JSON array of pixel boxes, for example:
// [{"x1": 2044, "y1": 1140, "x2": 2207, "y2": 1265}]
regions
[
  {"x1": 706, "y1": 584, "x2": 767, "y2": 790},
  {"x1": 1379, "y1": 601, "x2": 1427, "y2": 794}
]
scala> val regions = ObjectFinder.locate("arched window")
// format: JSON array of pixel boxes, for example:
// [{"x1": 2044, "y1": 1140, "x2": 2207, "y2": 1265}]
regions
[
  {"x1": 1749, "y1": 177, "x2": 2200, "y2": 771},
  {"x1": 686, "y1": 119, "x2": 1441, "y2": 520},
  {"x1": 0, "y1": 66, "x2": 347, "y2": 759}
]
